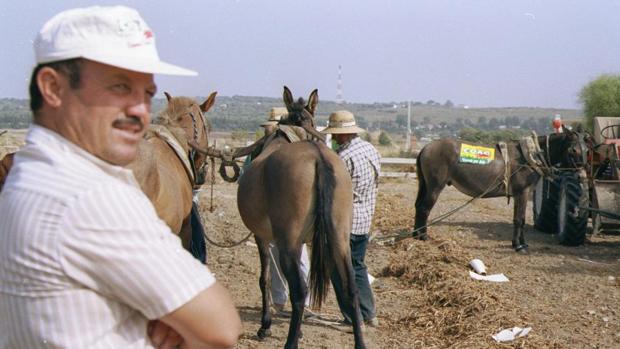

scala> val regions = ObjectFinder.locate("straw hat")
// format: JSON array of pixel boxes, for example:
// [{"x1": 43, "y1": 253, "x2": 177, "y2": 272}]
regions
[
  {"x1": 321, "y1": 110, "x2": 365, "y2": 134},
  {"x1": 261, "y1": 107, "x2": 288, "y2": 126}
]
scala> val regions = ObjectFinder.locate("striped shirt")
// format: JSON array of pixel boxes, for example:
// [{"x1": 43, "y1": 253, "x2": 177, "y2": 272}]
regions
[
  {"x1": 337, "y1": 137, "x2": 381, "y2": 236},
  {"x1": 0, "y1": 125, "x2": 215, "y2": 349}
]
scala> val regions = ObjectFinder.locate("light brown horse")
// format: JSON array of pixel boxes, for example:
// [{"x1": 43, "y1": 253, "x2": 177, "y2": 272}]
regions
[
  {"x1": 0, "y1": 152, "x2": 14, "y2": 191},
  {"x1": 236, "y1": 87, "x2": 366, "y2": 349},
  {"x1": 0, "y1": 94, "x2": 214, "y2": 258},
  {"x1": 128, "y1": 92, "x2": 215, "y2": 254}
]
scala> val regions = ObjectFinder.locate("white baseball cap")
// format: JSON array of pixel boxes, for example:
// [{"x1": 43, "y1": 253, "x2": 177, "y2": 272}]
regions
[{"x1": 34, "y1": 6, "x2": 197, "y2": 76}]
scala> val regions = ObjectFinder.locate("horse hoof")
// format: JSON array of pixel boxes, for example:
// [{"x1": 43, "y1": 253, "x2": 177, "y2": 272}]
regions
[
  {"x1": 257, "y1": 328, "x2": 271, "y2": 339},
  {"x1": 514, "y1": 244, "x2": 529, "y2": 254},
  {"x1": 414, "y1": 232, "x2": 429, "y2": 241}
]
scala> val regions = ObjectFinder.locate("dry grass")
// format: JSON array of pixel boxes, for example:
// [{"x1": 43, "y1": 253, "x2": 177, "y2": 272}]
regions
[{"x1": 378, "y1": 238, "x2": 563, "y2": 348}]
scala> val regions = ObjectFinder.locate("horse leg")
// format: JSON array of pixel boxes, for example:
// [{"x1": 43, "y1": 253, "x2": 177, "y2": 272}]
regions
[
  {"x1": 255, "y1": 236, "x2": 273, "y2": 339},
  {"x1": 512, "y1": 191, "x2": 529, "y2": 253},
  {"x1": 279, "y1": 243, "x2": 306, "y2": 349},
  {"x1": 414, "y1": 176, "x2": 446, "y2": 240},
  {"x1": 330, "y1": 246, "x2": 366, "y2": 349}
]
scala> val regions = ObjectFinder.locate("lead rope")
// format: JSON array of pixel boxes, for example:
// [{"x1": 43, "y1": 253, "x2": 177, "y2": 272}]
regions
[
  {"x1": 373, "y1": 168, "x2": 509, "y2": 244},
  {"x1": 209, "y1": 158, "x2": 215, "y2": 212},
  {"x1": 203, "y1": 139, "x2": 253, "y2": 247},
  {"x1": 209, "y1": 141, "x2": 216, "y2": 213}
]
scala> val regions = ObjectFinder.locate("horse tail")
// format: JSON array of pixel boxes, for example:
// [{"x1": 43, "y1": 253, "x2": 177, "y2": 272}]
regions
[
  {"x1": 309, "y1": 141, "x2": 335, "y2": 308},
  {"x1": 414, "y1": 148, "x2": 427, "y2": 208}
]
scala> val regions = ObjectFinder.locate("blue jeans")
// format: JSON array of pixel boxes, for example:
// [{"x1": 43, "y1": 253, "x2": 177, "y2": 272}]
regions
[{"x1": 331, "y1": 234, "x2": 376, "y2": 322}]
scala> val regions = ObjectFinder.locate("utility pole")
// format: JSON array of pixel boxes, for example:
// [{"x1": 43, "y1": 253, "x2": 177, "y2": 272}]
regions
[{"x1": 406, "y1": 101, "x2": 412, "y2": 152}]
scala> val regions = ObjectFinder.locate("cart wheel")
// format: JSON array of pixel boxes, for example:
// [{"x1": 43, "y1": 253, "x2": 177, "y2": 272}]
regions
[
  {"x1": 533, "y1": 177, "x2": 561, "y2": 233},
  {"x1": 557, "y1": 172, "x2": 588, "y2": 246}
]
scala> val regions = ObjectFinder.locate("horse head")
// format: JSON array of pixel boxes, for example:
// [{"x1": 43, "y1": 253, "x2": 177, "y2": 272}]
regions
[
  {"x1": 545, "y1": 125, "x2": 587, "y2": 169},
  {"x1": 159, "y1": 92, "x2": 217, "y2": 186},
  {"x1": 280, "y1": 86, "x2": 325, "y2": 141}
]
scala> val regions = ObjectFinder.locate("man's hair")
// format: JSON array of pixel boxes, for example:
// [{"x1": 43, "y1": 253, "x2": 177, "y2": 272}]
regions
[{"x1": 29, "y1": 58, "x2": 84, "y2": 112}]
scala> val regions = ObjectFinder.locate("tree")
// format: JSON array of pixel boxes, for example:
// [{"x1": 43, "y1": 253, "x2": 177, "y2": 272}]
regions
[
  {"x1": 579, "y1": 74, "x2": 620, "y2": 130},
  {"x1": 356, "y1": 116, "x2": 368, "y2": 129},
  {"x1": 444, "y1": 99, "x2": 454, "y2": 108},
  {"x1": 378, "y1": 131, "x2": 392, "y2": 146},
  {"x1": 395, "y1": 114, "x2": 408, "y2": 129},
  {"x1": 360, "y1": 132, "x2": 372, "y2": 143}
]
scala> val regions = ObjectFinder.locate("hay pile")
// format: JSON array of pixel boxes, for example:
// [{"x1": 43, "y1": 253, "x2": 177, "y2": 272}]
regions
[{"x1": 378, "y1": 238, "x2": 561, "y2": 348}]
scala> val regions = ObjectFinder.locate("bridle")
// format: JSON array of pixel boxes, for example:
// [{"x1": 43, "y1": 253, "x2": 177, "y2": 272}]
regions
[{"x1": 188, "y1": 110, "x2": 209, "y2": 186}]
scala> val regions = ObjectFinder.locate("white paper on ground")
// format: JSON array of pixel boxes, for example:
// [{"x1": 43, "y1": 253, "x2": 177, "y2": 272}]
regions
[
  {"x1": 368, "y1": 273, "x2": 375, "y2": 285},
  {"x1": 492, "y1": 326, "x2": 532, "y2": 342},
  {"x1": 469, "y1": 271, "x2": 509, "y2": 282}
]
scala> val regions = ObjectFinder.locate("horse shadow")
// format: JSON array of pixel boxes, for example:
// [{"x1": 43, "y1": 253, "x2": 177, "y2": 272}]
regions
[
  {"x1": 235, "y1": 305, "x2": 346, "y2": 342},
  {"x1": 438, "y1": 220, "x2": 620, "y2": 265}
]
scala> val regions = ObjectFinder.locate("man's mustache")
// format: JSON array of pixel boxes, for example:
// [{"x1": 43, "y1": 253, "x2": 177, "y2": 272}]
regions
[{"x1": 112, "y1": 116, "x2": 144, "y2": 131}]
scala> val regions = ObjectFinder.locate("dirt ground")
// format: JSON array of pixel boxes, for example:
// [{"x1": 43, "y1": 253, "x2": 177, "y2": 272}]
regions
[
  {"x1": 198, "y1": 176, "x2": 620, "y2": 349},
  {"x1": 2, "y1": 129, "x2": 619, "y2": 348}
]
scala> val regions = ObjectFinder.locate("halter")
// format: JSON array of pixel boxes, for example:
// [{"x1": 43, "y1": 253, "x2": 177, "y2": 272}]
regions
[{"x1": 188, "y1": 111, "x2": 209, "y2": 186}]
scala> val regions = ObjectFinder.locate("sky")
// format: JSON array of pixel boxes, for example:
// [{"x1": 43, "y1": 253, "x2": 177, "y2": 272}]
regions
[{"x1": 1, "y1": 0, "x2": 619, "y2": 109}]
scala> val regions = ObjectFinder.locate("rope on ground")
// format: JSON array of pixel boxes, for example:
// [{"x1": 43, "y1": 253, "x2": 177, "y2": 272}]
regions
[{"x1": 372, "y1": 164, "x2": 532, "y2": 245}]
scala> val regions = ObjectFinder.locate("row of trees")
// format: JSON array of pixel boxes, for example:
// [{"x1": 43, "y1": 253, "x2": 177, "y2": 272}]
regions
[{"x1": 1, "y1": 74, "x2": 619, "y2": 136}]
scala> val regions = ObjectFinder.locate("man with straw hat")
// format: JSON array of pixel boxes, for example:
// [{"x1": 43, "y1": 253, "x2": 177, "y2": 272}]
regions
[
  {"x1": 0, "y1": 5, "x2": 240, "y2": 348},
  {"x1": 261, "y1": 106, "x2": 287, "y2": 136},
  {"x1": 322, "y1": 110, "x2": 381, "y2": 331}
]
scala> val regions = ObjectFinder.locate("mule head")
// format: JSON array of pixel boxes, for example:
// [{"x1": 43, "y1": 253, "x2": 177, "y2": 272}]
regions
[
  {"x1": 159, "y1": 91, "x2": 217, "y2": 186},
  {"x1": 281, "y1": 86, "x2": 325, "y2": 141},
  {"x1": 546, "y1": 126, "x2": 587, "y2": 169}
]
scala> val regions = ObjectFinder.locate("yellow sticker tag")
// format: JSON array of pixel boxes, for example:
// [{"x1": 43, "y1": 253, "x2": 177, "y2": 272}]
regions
[{"x1": 459, "y1": 144, "x2": 495, "y2": 165}]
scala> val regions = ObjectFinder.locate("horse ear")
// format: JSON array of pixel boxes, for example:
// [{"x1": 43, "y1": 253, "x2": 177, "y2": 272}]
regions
[
  {"x1": 283, "y1": 86, "x2": 294, "y2": 110},
  {"x1": 306, "y1": 89, "x2": 319, "y2": 115},
  {"x1": 561, "y1": 124, "x2": 571, "y2": 133},
  {"x1": 164, "y1": 92, "x2": 173, "y2": 102},
  {"x1": 201, "y1": 91, "x2": 217, "y2": 112}
]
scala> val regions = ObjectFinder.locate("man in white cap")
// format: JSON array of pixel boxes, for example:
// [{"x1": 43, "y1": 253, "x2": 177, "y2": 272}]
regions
[
  {"x1": 0, "y1": 6, "x2": 240, "y2": 349},
  {"x1": 321, "y1": 110, "x2": 381, "y2": 331}
]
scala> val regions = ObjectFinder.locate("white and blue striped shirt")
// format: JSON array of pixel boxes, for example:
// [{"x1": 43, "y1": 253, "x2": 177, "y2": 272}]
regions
[{"x1": 0, "y1": 125, "x2": 215, "y2": 349}]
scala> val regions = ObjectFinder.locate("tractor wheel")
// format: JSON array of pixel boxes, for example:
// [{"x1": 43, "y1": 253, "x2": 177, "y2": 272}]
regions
[
  {"x1": 557, "y1": 172, "x2": 588, "y2": 246},
  {"x1": 533, "y1": 177, "x2": 560, "y2": 233}
]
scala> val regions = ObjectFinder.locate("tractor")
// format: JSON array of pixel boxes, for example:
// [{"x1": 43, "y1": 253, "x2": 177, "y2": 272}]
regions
[{"x1": 532, "y1": 116, "x2": 620, "y2": 245}]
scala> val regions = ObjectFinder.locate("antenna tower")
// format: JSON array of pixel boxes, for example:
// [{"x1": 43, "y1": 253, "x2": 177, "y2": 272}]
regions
[{"x1": 336, "y1": 65, "x2": 343, "y2": 104}]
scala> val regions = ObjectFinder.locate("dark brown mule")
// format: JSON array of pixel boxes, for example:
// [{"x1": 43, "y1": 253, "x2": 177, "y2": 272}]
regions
[
  {"x1": 237, "y1": 87, "x2": 366, "y2": 349},
  {"x1": 414, "y1": 128, "x2": 583, "y2": 253},
  {"x1": 127, "y1": 92, "x2": 215, "y2": 254}
]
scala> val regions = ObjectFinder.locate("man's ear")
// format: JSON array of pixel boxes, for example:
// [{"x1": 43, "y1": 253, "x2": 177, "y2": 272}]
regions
[{"x1": 37, "y1": 67, "x2": 65, "y2": 108}]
